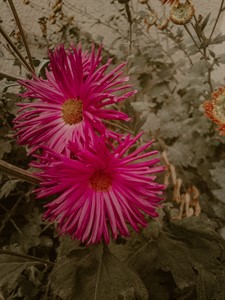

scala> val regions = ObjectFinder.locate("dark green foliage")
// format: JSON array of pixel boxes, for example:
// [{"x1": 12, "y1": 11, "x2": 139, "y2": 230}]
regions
[{"x1": 1, "y1": 1, "x2": 225, "y2": 299}]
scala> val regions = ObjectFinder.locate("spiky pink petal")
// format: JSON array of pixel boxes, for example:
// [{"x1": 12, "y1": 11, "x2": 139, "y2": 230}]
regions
[
  {"x1": 14, "y1": 44, "x2": 136, "y2": 155},
  {"x1": 32, "y1": 134, "x2": 165, "y2": 244}
]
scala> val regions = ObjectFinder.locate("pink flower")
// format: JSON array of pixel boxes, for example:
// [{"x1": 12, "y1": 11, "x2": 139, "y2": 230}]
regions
[
  {"x1": 32, "y1": 133, "x2": 164, "y2": 244},
  {"x1": 14, "y1": 44, "x2": 136, "y2": 155}
]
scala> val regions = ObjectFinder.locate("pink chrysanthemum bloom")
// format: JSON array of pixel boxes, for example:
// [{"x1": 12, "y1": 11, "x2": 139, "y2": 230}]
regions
[
  {"x1": 14, "y1": 44, "x2": 136, "y2": 155},
  {"x1": 32, "y1": 133, "x2": 164, "y2": 244},
  {"x1": 203, "y1": 86, "x2": 225, "y2": 135}
]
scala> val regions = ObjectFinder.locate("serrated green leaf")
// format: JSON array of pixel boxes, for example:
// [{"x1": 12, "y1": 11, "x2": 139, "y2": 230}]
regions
[
  {"x1": 196, "y1": 267, "x2": 225, "y2": 300},
  {"x1": 167, "y1": 142, "x2": 194, "y2": 167},
  {"x1": 142, "y1": 112, "x2": 161, "y2": 132},
  {"x1": 0, "y1": 254, "x2": 41, "y2": 290},
  {"x1": 50, "y1": 237, "x2": 148, "y2": 300},
  {"x1": 210, "y1": 162, "x2": 225, "y2": 188},
  {"x1": 75, "y1": 245, "x2": 148, "y2": 300},
  {"x1": 128, "y1": 217, "x2": 225, "y2": 295},
  {"x1": 160, "y1": 121, "x2": 182, "y2": 139},
  {"x1": 0, "y1": 179, "x2": 20, "y2": 199},
  {"x1": 50, "y1": 237, "x2": 89, "y2": 300}
]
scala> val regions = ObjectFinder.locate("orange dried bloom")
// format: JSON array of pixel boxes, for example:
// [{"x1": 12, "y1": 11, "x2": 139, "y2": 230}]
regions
[
  {"x1": 203, "y1": 86, "x2": 225, "y2": 135},
  {"x1": 170, "y1": 1, "x2": 194, "y2": 25}
]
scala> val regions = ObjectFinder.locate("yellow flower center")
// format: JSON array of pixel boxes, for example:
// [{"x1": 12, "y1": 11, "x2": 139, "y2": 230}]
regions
[
  {"x1": 89, "y1": 170, "x2": 112, "y2": 191},
  {"x1": 213, "y1": 92, "x2": 225, "y2": 124},
  {"x1": 62, "y1": 98, "x2": 83, "y2": 125}
]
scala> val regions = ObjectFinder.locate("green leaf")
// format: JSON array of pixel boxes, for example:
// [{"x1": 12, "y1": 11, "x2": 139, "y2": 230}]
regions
[
  {"x1": 210, "y1": 163, "x2": 225, "y2": 188},
  {"x1": 0, "y1": 140, "x2": 12, "y2": 159},
  {"x1": 210, "y1": 34, "x2": 225, "y2": 45},
  {"x1": 36, "y1": 59, "x2": 49, "y2": 76},
  {"x1": 200, "y1": 13, "x2": 211, "y2": 31},
  {"x1": 167, "y1": 142, "x2": 194, "y2": 167},
  {"x1": 75, "y1": 245, "x2": 148, "y2": 300},
  {"x1": 0, "y1": 254, "x2": 41, "y2": 290},
  {"x1": 196, "y1": 267, "x2": 225, "y2": 300},
  {"x1": 210, "y1": 161, "x2": 225, "y2": 203},
  {"x1": 142, "y1": 112, "x2": 161, "y2": 133},
  {"x1": 50, "y1": 237, "x2": 148, "y2": 300},
  {"x1": 0, "y1": 179, "x2": 20, "y2": 199},
  {"x1": 50, "y1": 237, "x2": 89, "y2": 300},
  {"x1": 128, "y1": 217, "x2": 225, "y2": 297},
  {"x1": 160, "y1": 121, "x2": 182, "y2": 139},
  {"x1": 217, "y1": 53, "x2": 225, "y2": 64}
]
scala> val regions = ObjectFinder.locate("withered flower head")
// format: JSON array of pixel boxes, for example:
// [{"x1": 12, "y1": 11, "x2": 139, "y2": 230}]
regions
[
  {"x1": 170, "y1": 1, "x2": 194, "y2": 25},
  {"x1": 203, "y1": 86, "x2": 225, "y2": 135}
]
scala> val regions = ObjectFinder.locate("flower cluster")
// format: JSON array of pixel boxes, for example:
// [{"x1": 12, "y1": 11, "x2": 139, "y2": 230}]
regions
[{"x1": 14, "y1": 44, "x2": 164, "y2": 244}]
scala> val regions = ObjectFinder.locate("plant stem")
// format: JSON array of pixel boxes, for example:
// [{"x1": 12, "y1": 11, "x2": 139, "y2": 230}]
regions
[
  {"x1": 0, "y1": 25, "x2": 35, "y2": 75},
  {"x1": 146, "y1": 2, "x2": 193, "y2": 65},
  {"x1": 183, "y1": 24, "x2": 204, "y2": 56},
  {"x1": 209, "y1": 0, "x2": 225, "y2": 41},
  {"x1": 0, "y1": 249, "x2": 54, "y2": 266},
  {"x1": 7, "y1": 0, "x2": 35, "y2": 72},
  {"x1": 207, "y1": 60, "x2": 215, "y2": 92},
  {"x1": 0, "y1": 159, "x2": 40, "y2": 184},
  {"x1": 125, "y1": 2, "x2": 133, "y2": 55},
  {"x1": 183, "y1": 24, "x2": 214, "y2": 91},
  {"x1": 104, "y1": 120, "x2": 134, "y2": 135},
  {"x1": 0, "y1": 71, "x2": 24, "y2": 81}
]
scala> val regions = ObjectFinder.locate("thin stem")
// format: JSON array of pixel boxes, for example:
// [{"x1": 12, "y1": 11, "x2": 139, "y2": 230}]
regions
[
  {"x1": 7, "y1": 0, "x2": 35, "y2": 72},
  {"x1": 0, "y1": 25, "x2": 35, "y2": 74},
  {"x1": 0, "y1": 159, "x2": 40, "y2": 184},
  {"x1": 184, "y1": 22, "x2": 215, "y2": 91},
  {"x1": 0, "y1": 249, "x2": 54, "y2": 266},
  {"x1": 63, "y1": 0, "x2": 129, "y2": 40},
  {"x1": 207, "y1": 60, "x2": 215, "y2": 92},
  {"x1": 209, "y1": 0, "x2": 225, "y2": 41},
  {"x1": 93, "y1": 256, "x2": 102, "y2": 300},
  {"x1": 166, "y1": 28, "x2": 193, "y2": 65},
  {"x1": 183, "y1": 24, "x2": 204, "y2": 56},
  {"x1": 104, "y1": 120, "x2": 134, "y2": 135},
  {"x1": 0, "y1": 71, "x2": 24, "y2": 81},
  {"x1": 124, "y1": 2, "x2": 133, "y2": 75},
  {"x1": 146, "y1": 2, "x2": 193, "y2": 65}
]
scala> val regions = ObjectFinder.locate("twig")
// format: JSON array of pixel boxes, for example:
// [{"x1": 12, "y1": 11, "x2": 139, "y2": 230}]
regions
[
  {"x1": 0, "y1": 159, "x2": 40, "y2": 184},
  {"x1": 146, "y1": 2, "x2": 193, "y2": 65},
  {"x1": 207, "y1": 60, "x2": 215, "y2": 92},
  {"x1": 7, "y1": 0, "x2": 35, "y2": 72},
  {"x1": 0, "y1": 249, "x2": 54, "y2": 266},
  {"x1": 209, "y1": 0, "x2": 225, "y2": 41},
  {"x1": 0, "y1": 25, "x2": 34, "y2": 74},
  {"x1": 125, "y1": 2, "x2": 133, "y2": 55},
  {"x1": 183, "y1": 24, "x2": 204, "y2": 56},
  {"x1": 183, "y1": 23, "x2": 214, "y2": 91},
  {"x1": 0, "y1": 71, "x2": 24, "y2": 81},
  {"x1": 104, "y1": 120, "x2": 134, "y2": 135}
]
